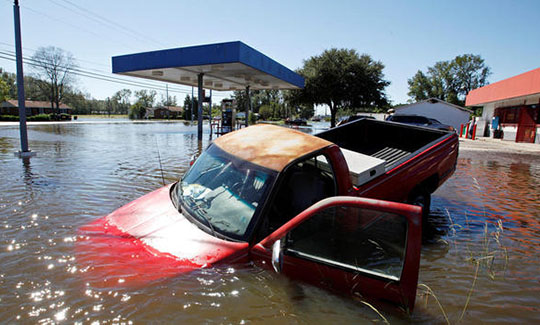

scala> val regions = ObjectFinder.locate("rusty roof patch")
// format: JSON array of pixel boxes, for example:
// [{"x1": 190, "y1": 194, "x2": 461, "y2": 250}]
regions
[{"x1": 213, "y1": 124, "x2": 332, "y2": 171}]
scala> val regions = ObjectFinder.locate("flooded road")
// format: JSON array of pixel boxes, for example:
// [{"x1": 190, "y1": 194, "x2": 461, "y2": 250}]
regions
[{"x1": 0, "y1": 121, "x2": 539, "y2": 323}]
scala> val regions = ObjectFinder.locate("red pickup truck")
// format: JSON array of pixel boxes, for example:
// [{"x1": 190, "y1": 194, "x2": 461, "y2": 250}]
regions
[{"x1": 77, "y1": 119, "x2": 458, "y2": 312}]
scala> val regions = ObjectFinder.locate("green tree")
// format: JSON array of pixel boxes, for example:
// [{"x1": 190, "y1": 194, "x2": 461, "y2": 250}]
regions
[
  {"x1": 183, "y1": 95, "x2": 192, "y2": 120},
  {"x1": 133, "y1": 90, "x2": 156, "y2": 107},
  {"x1": 1, "y1": 68, "x2": 16, "y2": 100},
  {"x1": 453, "y1": 54, "x2": 491, "y2": 96},
  {"x1": 160, "y1": 93, "x2": 177, "y2": 107},
  {"x1": 296, "y1": 103, "x2": 315, "y2": 120},
  {"x1": 112, "y1": 89, "x2": 132, "y2": 114},
  {"x1": 183, "y1": 95, "x2": 199, "y2": 120},
  {"x1": 30, "y1": 46, "x2": 78, "y2": 113},
  {"x1": 63, "y1": 90, "x2": 92, "y2": 114},
  {"x1": 293, "y1": 48, "x2": 389, "y2": 127},
  {"x1": 407, "y1": 54, "x2": 491, "y2": 106},
  {"x1": 259, "y1": 104, "x2": 273, "y2": 120},
  {"x1": 24, "y1": 75, "x2": 49, "y2": 101},
  {"x1": 129, "y1": 102, "x2": 146, "y2": 119},
  {"x1": 0, "y1": 79, "x2": 10, "y2": 102}
]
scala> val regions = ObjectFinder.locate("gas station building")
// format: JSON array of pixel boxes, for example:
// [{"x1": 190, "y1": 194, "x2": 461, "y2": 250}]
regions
[{"x1": 466, "y1": 67, "x2": 540, "y2": 144}]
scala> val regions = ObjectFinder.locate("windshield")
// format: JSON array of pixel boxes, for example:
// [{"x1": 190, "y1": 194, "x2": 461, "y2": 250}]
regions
[{"x1": 176, "y1": 144, "x2": 276, "y2": 240}]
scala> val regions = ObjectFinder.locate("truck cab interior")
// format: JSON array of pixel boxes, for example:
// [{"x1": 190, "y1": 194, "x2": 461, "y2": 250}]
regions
[{"x1": 263, "y1": 154, "x2": 337, "y2": 236}]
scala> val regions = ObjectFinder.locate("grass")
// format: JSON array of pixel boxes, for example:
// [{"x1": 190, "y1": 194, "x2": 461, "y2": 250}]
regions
[{"x1": 418, "y1": 203, "x2": 509, "y2": 323}]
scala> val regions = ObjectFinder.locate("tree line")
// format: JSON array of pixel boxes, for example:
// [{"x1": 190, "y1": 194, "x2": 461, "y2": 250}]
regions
[{"x1": 1, "y1": 46, "x2": 491, "y2": 125}]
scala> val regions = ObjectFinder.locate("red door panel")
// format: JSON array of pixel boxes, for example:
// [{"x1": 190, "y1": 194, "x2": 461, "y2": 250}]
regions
[
  {"x1": 251, "y1": 196, "x2": 422, "y2": 312},
  {"x1": 516, "y1": 107, "x2": 537, "y2": 143}
]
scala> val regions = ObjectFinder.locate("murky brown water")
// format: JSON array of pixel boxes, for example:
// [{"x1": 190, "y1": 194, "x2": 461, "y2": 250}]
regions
[{"x1": 1, "y1": 121, "x2": 539, "y2": 323}]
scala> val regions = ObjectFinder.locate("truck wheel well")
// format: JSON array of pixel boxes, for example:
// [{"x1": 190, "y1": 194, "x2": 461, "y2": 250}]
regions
[
  {"x1": 418, "y1": 174, "x2": 439, "y2": 194},
  {"x1": 408, "y1": 174, "x2": 439, "y2": 219}
]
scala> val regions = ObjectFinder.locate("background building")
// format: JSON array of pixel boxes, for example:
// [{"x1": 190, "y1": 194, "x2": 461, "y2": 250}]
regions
[
  {"x1": 0, "y1": 100, "x2": 72, "y2": 116},
  {"x1": 394, "y1": 98, "x2": 471, "y2": 131},
  {"x1": 466, "y1": 67, "x2": 540, "y2": 143},
  {"x1": 145, "y1": 106, "x2": 184, "y2": 119}
]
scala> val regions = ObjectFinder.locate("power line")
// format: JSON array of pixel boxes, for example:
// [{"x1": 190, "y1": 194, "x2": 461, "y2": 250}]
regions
[
  {"x1": 0, "y1": 49, "x2": 184, "y2": 92},
  {"x1": 1, "y1": 2, "x2": 230, "y2": 100},
  {"x1": 55, "y1": 0, "x2": 167, "y2": 48},
  {"x1": 18, "y1": 3, "x2": 142, "y2": 51},
  {"x1": 0, "y1": 41, "x2": 111, "y2": 70},
  {"x1": 0, "y1": 53, "x2": 230, "y2": 99},
  {"x1": 0, "y1": 47, "x2": 230, "y2": 99}
]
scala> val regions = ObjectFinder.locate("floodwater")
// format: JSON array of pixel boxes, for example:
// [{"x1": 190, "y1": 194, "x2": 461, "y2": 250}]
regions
[{"x1": 0, "y1": 121, "x2": 539, "y2": 323}]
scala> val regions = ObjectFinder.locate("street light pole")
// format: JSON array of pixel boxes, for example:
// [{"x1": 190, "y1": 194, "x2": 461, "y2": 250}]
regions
[{"x1": 13, "y1": 0, "x2": 34, "y2": 158}]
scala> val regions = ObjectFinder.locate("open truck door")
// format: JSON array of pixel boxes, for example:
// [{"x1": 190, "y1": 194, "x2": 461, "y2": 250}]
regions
[{"x1": 251, "y1": 196, "x2": 422, "y2": 312}]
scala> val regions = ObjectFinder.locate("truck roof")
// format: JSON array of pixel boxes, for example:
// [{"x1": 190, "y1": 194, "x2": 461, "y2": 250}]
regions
[{"x1": 213, "y1": 124, "x2": 332, "y2": 171}]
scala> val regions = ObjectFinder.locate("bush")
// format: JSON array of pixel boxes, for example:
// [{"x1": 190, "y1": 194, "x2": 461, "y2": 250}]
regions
[
  {"x1": 0, "y1": 114, "x2": 74, "y2": 122},
  {"x1": 259, "y1": 105, "x2": 273, "y2": 120},
  {"x1": 129, "y1": 103, "x2": 146, "y2": 119},
  {"x1": 27, "y1": 114, "x2": 51, "y2": 121},
  {"x1": 0, "y1": 115, "x2": 20, "y2": 121}
]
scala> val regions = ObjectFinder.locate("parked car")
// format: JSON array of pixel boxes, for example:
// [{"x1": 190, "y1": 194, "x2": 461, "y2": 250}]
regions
[
  {"x1": 77, "y1": 120, "x2": 458, "y2": 312},
  {"x1": 285, "y1": 118, "x2": 308, "y2": 126},
  {"x1": 386, "y1": 114, "x2": 455, "y2": 132}
]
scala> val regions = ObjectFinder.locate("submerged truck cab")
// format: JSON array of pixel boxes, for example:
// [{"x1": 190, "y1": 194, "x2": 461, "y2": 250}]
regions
[{"x1": 77, "y1": 122, "x2": 458, "y2": 312}]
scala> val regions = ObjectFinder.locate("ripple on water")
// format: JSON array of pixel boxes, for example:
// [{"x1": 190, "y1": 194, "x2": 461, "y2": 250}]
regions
[{"x1": 0, "y1": 122, "x2": 539, "y2": 323}]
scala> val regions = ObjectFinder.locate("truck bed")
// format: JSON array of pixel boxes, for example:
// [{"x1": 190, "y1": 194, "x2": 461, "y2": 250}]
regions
[{"x1": 315, "y1": 119, "x2": 454, "y2": 184}]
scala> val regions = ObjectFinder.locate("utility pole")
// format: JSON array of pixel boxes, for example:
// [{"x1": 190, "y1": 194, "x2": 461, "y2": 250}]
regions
[
  {"x1": 165, "y1": 84, "x2": 169, "y2": 108},
  {"x1": 13, "y1": 0, "x2": 34, "y2": 158},
  {"x1": 191, "y1": 86, "x2": 194, "y2": 123},
  {"x1": 245, "y1": 85, "x2": 251, "y2": 127},
  {"x1": 208, "y1": 89, "x2": 212, "y2": 137},
  {"x1": 197, "y1": 74, "x2": 203, "y2": 140},
  {"x1": 165, "y1": 83, "x2": 169, "y2": 119}
]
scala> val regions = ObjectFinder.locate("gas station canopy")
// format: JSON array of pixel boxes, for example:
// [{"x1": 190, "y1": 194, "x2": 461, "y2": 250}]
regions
[{"x1": 112, "y1": 41, "x2": 304, "y2": 90}]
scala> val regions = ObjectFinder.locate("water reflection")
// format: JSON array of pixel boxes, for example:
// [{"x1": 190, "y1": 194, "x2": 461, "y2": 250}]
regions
[{"x1": 0, "y1": 122, "x2": 538, "y2": 323}]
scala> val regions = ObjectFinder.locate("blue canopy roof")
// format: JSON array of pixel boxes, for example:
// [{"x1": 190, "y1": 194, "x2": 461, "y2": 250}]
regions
[{"x1": 112, "y1": 41, "x2": 304, "y2": 90}]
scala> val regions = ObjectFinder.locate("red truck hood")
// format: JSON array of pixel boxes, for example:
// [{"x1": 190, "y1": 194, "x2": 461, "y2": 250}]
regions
[{"x1": 76, "y1": 185, "x2": 249, "y2": 287}]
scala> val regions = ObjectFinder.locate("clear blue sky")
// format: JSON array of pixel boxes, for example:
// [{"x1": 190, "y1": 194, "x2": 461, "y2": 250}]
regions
[{"x1": 1, "y1": 0, "x2": 539, "y2": 105}]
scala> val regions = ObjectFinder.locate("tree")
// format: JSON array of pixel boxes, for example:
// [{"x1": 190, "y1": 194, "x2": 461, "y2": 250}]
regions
[
  {"x1": 183, "y1": 95, "x2": 192, "y2": 120},
  {"x1": 296, "y1": 103, "x2": 315, "y2": 120},
  {"x1": 0, "y1": 79, "x2": 10, "y2": 102},
  {"x1": 1, "y1": 68, "x2": 16, "y2": 101},
  {"x1": 407, "y1": 54, "x2": 491, "y2": 106},
  {"x1": 133, "y1": 89, "x2": 156, "y2": 107},
  {"x1": 453, "y1": 54, "x2": 491, "y2": 96},
  {"x1": 30, "y1": 46, "x2": 77, "y2": 113},
  {"x1": 63, "y1": 90, "x2": 92, "y2": 114},
  {"x1": 160, "y1": 94, "x2": 177, "y2": 107},
  {"x1": 259, "y1": 104, "x2": 273, "y2": 120},
  {"x1": 294, "y1": 48, "x2": 389, "y2": 127},
  {"x1": 129, "y1": 102, "x2": 146, "y2": 119},
  {"x1": 112, "y1": 89, "x2": 132, "y2": 114},
  {"x1": 24, "y1": 76, "x2": 49, "y2": 101}
]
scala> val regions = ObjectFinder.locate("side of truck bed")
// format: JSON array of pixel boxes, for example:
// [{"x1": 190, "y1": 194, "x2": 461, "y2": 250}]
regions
[
  {"x1": 315, "y1": 118, "x2": 459, "y2": 206},
  {"x1": 316, "y1": 118, "x2": 452, "y2": 171}
]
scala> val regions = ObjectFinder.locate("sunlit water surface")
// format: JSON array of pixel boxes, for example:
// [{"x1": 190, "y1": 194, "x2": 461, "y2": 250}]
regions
[{"x1": 0, "y1": 121, "x2": 538, "y2": 323}]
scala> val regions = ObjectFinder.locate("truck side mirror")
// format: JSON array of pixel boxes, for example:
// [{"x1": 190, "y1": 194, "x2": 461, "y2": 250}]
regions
[{"x1": 271, "y1": 239, "x2": 283, "y2": 273}]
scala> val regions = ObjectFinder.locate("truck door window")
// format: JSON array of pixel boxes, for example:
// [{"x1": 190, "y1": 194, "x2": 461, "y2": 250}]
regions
[
  {"x1": 284, "y1": 205, "x2": 407, "y2": 281},
  {"x1": 268, "y1": 155, "x2": 336, "y2": 233}
]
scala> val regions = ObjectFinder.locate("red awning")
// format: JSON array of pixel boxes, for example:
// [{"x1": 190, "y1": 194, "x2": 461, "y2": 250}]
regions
[{"x1": 465, "y1": 67, "x2": 540, "y2": 106}]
